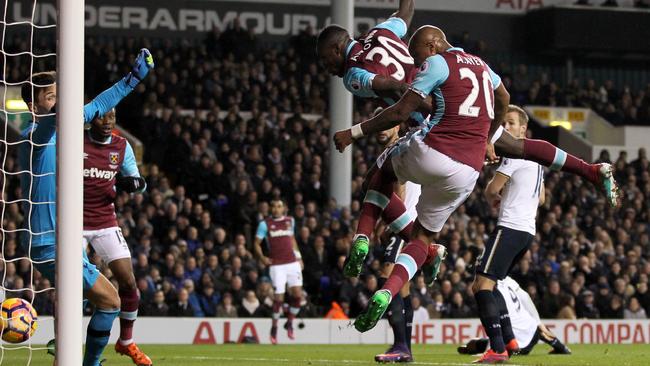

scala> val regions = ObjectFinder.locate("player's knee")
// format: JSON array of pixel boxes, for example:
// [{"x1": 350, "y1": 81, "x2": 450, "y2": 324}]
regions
[{"x1": 118, "y1": 276, "x2": 137, "y2": 291}]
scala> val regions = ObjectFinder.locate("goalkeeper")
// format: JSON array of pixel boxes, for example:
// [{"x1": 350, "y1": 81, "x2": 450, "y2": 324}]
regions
[
  {"x1": 83, "y1": 106, "x2": 150, "y2": 365},
  {"x1": 18, "y1": 49, "x2": 154, "y2": 366}
]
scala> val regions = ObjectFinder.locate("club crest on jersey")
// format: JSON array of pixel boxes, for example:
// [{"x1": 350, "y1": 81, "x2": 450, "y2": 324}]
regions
[
  {"x1": 351, "y1": 79, "x2": 361, "y2": 91},
  {"x1": 109, "y1": 152, "x2": 120, "y2": 164},
  {"x1": 420, "y1": 60, "x2": 430, "y2": 73}
]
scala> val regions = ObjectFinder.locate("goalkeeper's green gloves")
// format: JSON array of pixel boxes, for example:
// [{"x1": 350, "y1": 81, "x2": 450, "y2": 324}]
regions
[{"x1": 124, "y1": 48, "x2": 155, "y2": 89}]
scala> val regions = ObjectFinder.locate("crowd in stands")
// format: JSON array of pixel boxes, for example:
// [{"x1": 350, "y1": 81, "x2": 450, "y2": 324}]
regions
[{"x1": 1, "y1": 20, "x2": 649, "y2": 322}]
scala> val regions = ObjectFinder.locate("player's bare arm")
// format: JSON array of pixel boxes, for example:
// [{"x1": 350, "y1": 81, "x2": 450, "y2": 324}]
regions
[
  {"x1": 485, "y1": 172, "x2": 509, "y2": 208},
  {"x1": 253, "y1": 237, "x2": 272, "y2": 266},
  {"x1": 392, "y1": 0, "x2": 415, "y2": 28},
  {"x1": 539, "y1": 183, "x2": 546, "y2": 206},
  {"x1": 487, "y1": 83, "x2": 510, "y2": 142},
  {"x1": 333, "y1": 90, "x2": 422, "y2": 152},
  {"x1": 372, "y1": 76, "x2": 409, "y2": 95}
]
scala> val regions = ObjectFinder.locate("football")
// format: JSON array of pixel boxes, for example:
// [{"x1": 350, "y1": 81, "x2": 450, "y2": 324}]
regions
[{"x1": 1, "y1": 298, "x2": 38, "y2": 343}]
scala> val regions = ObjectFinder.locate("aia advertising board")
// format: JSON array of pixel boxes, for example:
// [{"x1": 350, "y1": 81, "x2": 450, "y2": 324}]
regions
[{"x1": 31, "y1": 317, "x2": 650, "y2": 345}]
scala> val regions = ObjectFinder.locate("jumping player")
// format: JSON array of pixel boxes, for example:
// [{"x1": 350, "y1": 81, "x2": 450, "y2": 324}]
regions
[
  {"x1": 317, "y1": 0, "x2": 447, "y2": 297},
  {"x1": 18, "y1": 49, "x2": 153, "y2": 366},
  {"x1": 334, "y1": 26, "x2": 508, "y2": 333},
  {"x1": 458, "y1": 276, "x2": 571, "y2": 357},
  {"x1": 254, "y1": 199, "x2": 303, "y2": 344},
  {"x1": 370, "y1": 108, "x2": 420, "y2": 363},
  {"x1": 84, "y1": 108, "x2": 151, "y2": 365},
  {"x1": 317, "y1": 0, "x2": 424, "y2": 255}
]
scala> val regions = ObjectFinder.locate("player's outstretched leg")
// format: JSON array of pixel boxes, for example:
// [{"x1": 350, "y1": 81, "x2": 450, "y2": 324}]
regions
[
  {"x1": 355, "y1": 221, "x2": 434, "y2": 332},
  {"x1": 345, "y1": 165, "x2": 401, "y2": 278},
  {"x1": 494, "y1": 128, "x2": 618, "y2": 206},
  {"x1": 84, "y1": 273, "x2": 120, "y2": 366},
  {"x1": 374, "y1": 286, "x2": 412, "y2": 363},
  {"x1": 471, "y1": 275, "x2": 509, "y2": 364},
  {"x1": 111, "y1": 258, "x2": 152, "y2": 366},
  {"x1": 493, "y1": 289, "x2": 519, "y2": 356}
]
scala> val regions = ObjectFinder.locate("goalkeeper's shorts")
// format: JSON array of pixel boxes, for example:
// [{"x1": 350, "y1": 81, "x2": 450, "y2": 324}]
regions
[{"x1": 31, "y1": 244, "x2": 100, "y2": 290}]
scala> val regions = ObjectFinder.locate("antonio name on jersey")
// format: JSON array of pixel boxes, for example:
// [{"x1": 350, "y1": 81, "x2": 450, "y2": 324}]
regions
[{"x1": 83, "y1": 167, "x2": 119, "y2": 180}]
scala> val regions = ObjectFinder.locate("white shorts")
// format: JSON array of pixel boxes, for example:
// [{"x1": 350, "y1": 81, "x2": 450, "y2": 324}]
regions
[
  {"x1": 390, "y1": 134, "x2": 479, "y2": 233},
  {"x1": 83, "y1": 227, "x2": 131, "y2": 264},
  {"x1": 269, "y1": 261, "x2": 303, "y2": 295}
]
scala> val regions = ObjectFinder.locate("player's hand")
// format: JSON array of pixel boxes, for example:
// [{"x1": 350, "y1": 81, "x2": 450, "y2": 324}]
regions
[
  {"x1": 487, "y1": 193, "x2": 501, "y2": 209},
  {"x1": 485, "y1": 143, "x2": 499, "y2": 165},
  {"x1": 334, "y1": 129, "x2": 353, "y2": 152},
  {"x1": 125, "y1": 48, "x2": 155, "y2": 88},
  {"x1": 261, "y1": 256, "x2": 272, "y2": 266}
]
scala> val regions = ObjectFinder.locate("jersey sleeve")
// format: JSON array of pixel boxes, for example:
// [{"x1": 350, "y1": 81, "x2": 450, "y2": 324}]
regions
[
  {"x1": 374, "y1": 17, "x2": 408, "y2": 39},
  {"x1": 496, "y1": 158, "x2": 520, "y2": 178},
  {"x1": 255, "y1": 221, "x2": 268, "y2": 240},
  {"x1": 28, "y1": 115, "x2": 57, "y2": 146},
  {"x1": 343, "y1": 67, "x2": 378, "y2": 98},
  {"x1": 83, "y1": 79, "x2": 134, "y2": 123},
  {"x1": 409, "y1": 55, "x2": 449, "y2": 99},
  {"x1": 120, "y1": 141, "x2": 140, "y2": 177},
  {"x1": 487, "y1": 64, "x2": 501, "y2": 90}
]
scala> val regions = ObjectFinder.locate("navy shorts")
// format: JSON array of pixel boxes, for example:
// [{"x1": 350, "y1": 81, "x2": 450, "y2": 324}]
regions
[
  {"x1": 476, "y1": 226, "x2": 534, "y2": 281},
  {"x1": 382, "y1": 234, "x2": 404, "y2": 264}
]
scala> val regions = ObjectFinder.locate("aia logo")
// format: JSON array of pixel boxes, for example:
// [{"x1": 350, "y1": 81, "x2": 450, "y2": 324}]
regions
[{"x1": 109, "y1": 152, "x2": 120, "y2": 164}]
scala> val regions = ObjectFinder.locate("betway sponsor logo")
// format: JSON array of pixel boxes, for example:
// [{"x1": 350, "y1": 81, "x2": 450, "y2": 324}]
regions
[
  {"x1": 84, "y1": 168, "x2": 118, "y2": 180},
  {"x1": 269, "y1": 229, "x2": 293, "y2": 238}
]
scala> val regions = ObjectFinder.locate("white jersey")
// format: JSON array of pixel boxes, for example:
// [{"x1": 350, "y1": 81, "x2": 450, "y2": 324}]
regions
[
  {"x1": 497, "y1": 277, "x2": 540, "y2": 347},
  {"x1": 496, "y1": 158, "x2": 543, "y2": 235}
]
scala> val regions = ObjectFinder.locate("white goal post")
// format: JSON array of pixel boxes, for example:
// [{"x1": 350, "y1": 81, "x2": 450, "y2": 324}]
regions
[{"x1": 56, "y1": 0, "x2": 84, "y2": 364}]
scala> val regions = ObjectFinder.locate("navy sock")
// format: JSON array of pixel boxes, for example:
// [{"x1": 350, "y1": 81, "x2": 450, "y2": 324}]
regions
[
  {"x1": 474, "y1": 290, "x2": 505, "y2": 353},
  {"x1": 387, "y1": 292, "x2": 407, "y2": 347},
  {"x1": 84, "y1": 308, "x2": 119, "y2": 366},
  {"x1": 403, "y1": 295, "x2": 413, "y2": 351},
  {"x1": 493, "y1": 289, "x2": 515, "y2": 344}
]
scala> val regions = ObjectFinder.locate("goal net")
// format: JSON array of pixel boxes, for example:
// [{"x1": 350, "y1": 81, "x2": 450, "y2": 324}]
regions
[{"x1": 1, "y1": 0, "x2": 83, "y2": 364}]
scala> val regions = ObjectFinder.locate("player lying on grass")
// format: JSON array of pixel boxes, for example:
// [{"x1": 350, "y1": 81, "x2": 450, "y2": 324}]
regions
[
  {"x1": 84, "y1": 108, "x2": 151, "y2": 365},
  {"x1": 458, "y1": 277, "x2": 571, "y2": 357},
  {"x1": 19, "y1": 48, "x2": 153, "y2": 366}
]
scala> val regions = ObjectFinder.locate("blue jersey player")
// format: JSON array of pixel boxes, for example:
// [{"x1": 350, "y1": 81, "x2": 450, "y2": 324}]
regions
[{"x1": 19, "y1": 49, "x2": 154, "y2": 366}]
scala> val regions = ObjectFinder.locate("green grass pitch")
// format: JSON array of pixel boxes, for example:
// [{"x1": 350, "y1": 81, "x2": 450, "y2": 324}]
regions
[{"x1": 3, "y1": 344, "x2": 650, "y2": 365}]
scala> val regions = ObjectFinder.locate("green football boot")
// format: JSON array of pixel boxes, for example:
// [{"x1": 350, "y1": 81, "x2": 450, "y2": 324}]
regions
[
  {"x1": 343, "y1": 235, "x2": 369, "y2": 278},
  {"x1": 354, "y1": 290, "x2": 391, "y2": 333}
]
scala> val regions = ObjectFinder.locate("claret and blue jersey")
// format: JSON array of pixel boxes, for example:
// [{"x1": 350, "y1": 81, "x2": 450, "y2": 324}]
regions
[
  {"x1": 408, "y1": 47, "x2": 502, "y2": 172},
  {"x1": 341, "y1": 17, "x2": 427, "y2": 125}
]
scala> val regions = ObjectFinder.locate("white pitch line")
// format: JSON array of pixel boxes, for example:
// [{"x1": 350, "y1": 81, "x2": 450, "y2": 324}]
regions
[{"x1": 176, "y1": 355, "x2": 526, "y2": 366}]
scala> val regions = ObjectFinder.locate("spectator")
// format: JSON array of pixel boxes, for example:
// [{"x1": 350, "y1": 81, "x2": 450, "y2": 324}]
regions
[
  {"x1": 142, "y1": 290, "x2": 169, "y2": 317},
  {"x1": 411, "y1": 296, "x2": 430, "y2": 324},
  {"x1": 624, "y1": 297, "x2": 647, "y2": 319},
  {"x1": 446, "y1": 292, "x2": 473, "y2": 318},
  {"x1": 169, "y1": 288, "x2": 195, "y2": 317},
  {"x1": 217, "y1": 293, "x2": 238, "y2": 317},
  {"x1": 557, "y1": 295, "x2": 577, "y2": 319}
]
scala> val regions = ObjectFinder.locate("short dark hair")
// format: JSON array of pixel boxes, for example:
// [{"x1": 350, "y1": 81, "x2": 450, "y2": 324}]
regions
[
  {"x1": 507, "y1": 104, "x2": 529, "y2": 126},
  {"x1": 316, "y1": 25, "x2": 349, "y2": 53},
  {"x1": 21, "y1": 71, "x2": 56, "y2": 104}
]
